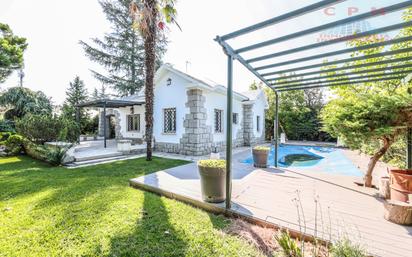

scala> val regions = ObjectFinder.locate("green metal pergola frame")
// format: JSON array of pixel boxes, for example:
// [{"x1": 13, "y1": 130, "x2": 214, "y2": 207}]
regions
[
  {"x1": 76, "y1": 99, "x2": 144, "y2": 148},
  {"x1": 215, "y1": 0, "x2": 412, "y2": 209}
]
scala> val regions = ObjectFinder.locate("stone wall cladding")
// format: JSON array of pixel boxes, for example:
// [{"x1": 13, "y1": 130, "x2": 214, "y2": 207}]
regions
[
  {"x1": 98, "y1": 108, "x2": 122, "y2": 139},
  {"x1": 242, "y1": 104, "x2": 256, "y2": 146},
  {"x1": 180, "y1": 89, "x2": 213, "y2": 156},
  {"x1": 155, "y1": 142, "x2": 181, "y2": 153}
]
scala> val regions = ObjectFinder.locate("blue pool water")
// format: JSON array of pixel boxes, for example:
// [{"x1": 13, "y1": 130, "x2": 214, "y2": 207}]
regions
[{"x1": 242, "y1": 145, "x2": 363, "y2": 177}]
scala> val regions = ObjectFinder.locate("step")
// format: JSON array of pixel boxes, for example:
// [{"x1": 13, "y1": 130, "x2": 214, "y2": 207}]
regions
[
  {"x1": 66, "y1": 154, "x2": 144, "y2": 168},
  {"x1": 74, "y1": 152, "x2": 123, "y2": 162}
]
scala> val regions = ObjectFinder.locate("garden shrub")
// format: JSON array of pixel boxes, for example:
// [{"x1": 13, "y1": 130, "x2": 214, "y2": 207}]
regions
[
  {"x1": 275, "y1": 230, "x2": 302, "y2": 257},
  {"x1": 23, "y1": 142, "x2": 48, "y2": 161},
  {"x1": 44, "y1": 146, "x2": 69, "y2": 166},
  {"x1": 81, "y1": 114, "x2": 99, "y2": 135},
  {"x1": 58, "y1": 118, "x2": 80, "y2": 143},
  {"x1": 0, "y1": 132, "x2": 13, "y2": 143},
  {"x1": 4, "y1": 134, "x2": 25, "y2": 155},
  {"x1": 0, "y1": 119, "x2": 15, "y2": 132},
  {"x1": 24, "y1": 141, "x2": 71, "y2": 166},
  {"x1": 16, "y1": 114, "x2": 80, "y2": 144},
  {"x1": 330, "y1": 238, "x2": 366, "y2": 257}
]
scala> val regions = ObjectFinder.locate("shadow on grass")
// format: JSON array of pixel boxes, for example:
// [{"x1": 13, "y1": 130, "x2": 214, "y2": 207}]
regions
[
  {"x1": 102, "y1": 191, "x2": 188, "y2": 256},
  {"x1": 0, "y1": 156, "x2": 188, "y2": 202},
  {"x1": 1, "y1": 156, "x2": 191, "y2": 256}
]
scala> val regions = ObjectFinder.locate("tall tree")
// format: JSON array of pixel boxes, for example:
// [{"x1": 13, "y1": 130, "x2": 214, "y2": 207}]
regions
[
  {"x1": 0, "y1": 87, "x2": 52, "y2": 120},
  {"x1": 253, "y1": 81, "x2": 328, "y2": 142},
  {"x1": 0, "y1": 23, "x2": 27, "y2": 83},
  {"x1": 92, "y1": 84, "x2": 110, "y2": 100},
  {"x1": 130, "y1": 0, "x2": 178, "y2": 161},
  {"x1": 321, "y1": 7, "x2": 412, "y2": 187},
  {"x1": 62, "y1": 76, "x2": 89, "y2": 134},
  {"x1": 80, "y1": 0, "x2": 167, "y2": 96}
]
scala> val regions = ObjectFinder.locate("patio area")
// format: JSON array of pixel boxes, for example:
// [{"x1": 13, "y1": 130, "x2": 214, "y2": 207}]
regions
[
  {"x1": 130, "y1": 149, "x2": 412, "y2": 257},
  {"x1": 72, "y1": 139, "x2": 146, "y2": 162}
]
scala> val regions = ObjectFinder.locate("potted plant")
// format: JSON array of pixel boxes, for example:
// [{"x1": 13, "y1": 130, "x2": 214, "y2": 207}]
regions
[
  {"x1": 389, "y1": 169, "x2": 412, "y2": 202},
  {"x1": 252, "y1": 146, "x2": 270, "y2": 168},
  {"x1": 197, "y1": 159, "x2": 226, "y2": 203}
]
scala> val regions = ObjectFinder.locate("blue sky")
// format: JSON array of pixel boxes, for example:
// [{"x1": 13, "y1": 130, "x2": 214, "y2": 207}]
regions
[{"x1": 0, "y1": 0, "x2": 405, "y2": 104}]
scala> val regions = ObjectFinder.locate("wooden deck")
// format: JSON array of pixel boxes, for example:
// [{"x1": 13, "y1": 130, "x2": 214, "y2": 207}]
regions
[{"x1": 130, "y1": 152, "x2": 412, "y2": 257}]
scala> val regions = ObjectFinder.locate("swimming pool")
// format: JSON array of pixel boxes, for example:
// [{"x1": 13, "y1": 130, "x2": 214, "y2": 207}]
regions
[{"x1": 242, "y1": 144, "x2": 363, "y2": 177}]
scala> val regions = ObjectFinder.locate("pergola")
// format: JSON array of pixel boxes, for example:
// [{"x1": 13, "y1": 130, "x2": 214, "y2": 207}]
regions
[
  {"x1": 215, "y1": 0, "x2": 412, "y2": 209},
  {"x1": 76, "y1": 99, "x2": 144, "y2": 148}
]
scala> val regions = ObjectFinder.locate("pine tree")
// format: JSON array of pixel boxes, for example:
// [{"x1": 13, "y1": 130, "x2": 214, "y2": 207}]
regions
[
  {"x1": 62, "y1": 76, "x2": 88, "y2": 132},
  {"x1": 80, "y1": 0, "x2": 167, "y2": 96},
  {"x1": 91, "y1": 84, "x2": 109, "y2": 100}
]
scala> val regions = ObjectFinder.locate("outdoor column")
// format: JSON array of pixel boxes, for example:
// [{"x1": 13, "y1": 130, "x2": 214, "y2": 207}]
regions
[
  {"x1": 103, "y1": 101, "x2": 107, "y2": 148},
  {"x1": 274, "y1": 92, "x2": 279, "y2": 168},
  {"x1": 75, "y1": 107, "x2": 80, "y2": 143},
  {"x1": 226, "y1": 55, "x2": 233, "y2": 209},
  {"x1": 408, "y1": 128, "x2": 412, "y2": 169},
  {"x1": 408, "y1": 87, "x2": 412, "y2": 169}
]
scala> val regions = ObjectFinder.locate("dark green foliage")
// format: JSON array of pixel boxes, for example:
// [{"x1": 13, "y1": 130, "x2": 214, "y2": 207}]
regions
[
  {"x1": 58, "y1": 118, "x2": 81, "y2": 143},
  {"x1": 0, "y1": 119, "x2": 15, "y2": 132},
  {"x1": 0, "y1": 23, "x2": 27, "y2": 83},
  {"x1": 4, "y1": 134, "x2": 25, "y2": 155},
  {"x1": 80, "y1": 0, "x2": 167, "y2": 96},
  {"x1": 44, "y1": 146, "x2": 70, "y2": 166},
  {"x1": 0, "y1": 131, "x2": 13, "y2": 142},
  {"x1": 256, "y1": 81, "x2": 332, "y2": 142},
  {"x1": 15, "y1": 114, "x2": 80, "y2": 144},
  {"x1": 23, "y1": 142, "x2": 48, "y2": 162},
  {"x1": 0, "y1": 87, "x2": 52, "y2": 120},
  {"x1": 321, "y1": 92, "x2": 412, "y2": 149},
  {"x1": 82, "y1": 115, "x2": 99, "y2": 135},
  {"x1": 61, "y1": 76, "x2": 92, "y2": 134}
]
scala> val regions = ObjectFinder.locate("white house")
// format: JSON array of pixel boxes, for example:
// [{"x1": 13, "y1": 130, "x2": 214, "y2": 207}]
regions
[{"x1": 97, "y1": 64, "x2": 268, "y2": 156}]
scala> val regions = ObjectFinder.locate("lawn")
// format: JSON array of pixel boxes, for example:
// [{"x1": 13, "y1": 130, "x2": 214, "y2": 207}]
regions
[{"x1": 0, "y1": 156, "x2": 261, "y2": 257}]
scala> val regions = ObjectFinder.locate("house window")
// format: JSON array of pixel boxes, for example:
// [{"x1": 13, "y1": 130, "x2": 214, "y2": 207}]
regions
[
  {"x1": 214, "y1": 109, "x2": 223, "y2": 133},
  {"x1": 164, "y1": 108, "x2": 176, "y2": 133},
  {"x1": 233, "y1": 113, "x2": 238, "y2": 124},
  {"x1": 127, "y1": 114, "x2": 140, "y2": 131},
  {"x1": 256, "y1": 115, "x2": 260, "y2": 132}
]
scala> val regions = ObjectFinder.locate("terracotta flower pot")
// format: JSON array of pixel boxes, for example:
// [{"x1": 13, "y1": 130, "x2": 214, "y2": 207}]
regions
[
  {"x1": 390, "y1": 169, "x2": 412, "y2": 203},
  {"x1": 252, "y1": 148, "x2": 269, "y2": 168}
]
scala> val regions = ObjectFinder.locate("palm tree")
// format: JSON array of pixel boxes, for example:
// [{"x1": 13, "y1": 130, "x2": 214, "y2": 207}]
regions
[{"x1": 130, "y1": 0, "x2": 178, "y2": 161}]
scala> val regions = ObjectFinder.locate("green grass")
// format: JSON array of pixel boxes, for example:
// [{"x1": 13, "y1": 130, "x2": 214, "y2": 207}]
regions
[{"x1": 0, "y1": 156, "x2": 261, "y2": 257}]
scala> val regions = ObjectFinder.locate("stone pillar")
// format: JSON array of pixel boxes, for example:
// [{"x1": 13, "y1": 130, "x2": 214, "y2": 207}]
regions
[
  {"x1": 180, "y1": 89, "x2": 213, "y2": 156},
  {"x1": 98, "y1": 109, "x2": 105, "y2": 137},
  {"x1": 242, "y1": 104, "x2": 255, "y2": 146},
  {"x1": 97, "y1": 108, "x2": 122, "y2": 139}
]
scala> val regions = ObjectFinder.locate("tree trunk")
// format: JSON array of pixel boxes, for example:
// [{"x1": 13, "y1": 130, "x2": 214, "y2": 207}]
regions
[
  {"x1": 364, "y1": 136, "x2": 392, "y2": 187},
  {"x1": 143, "y1": 0, "x2": 157, "y2": 161}
]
